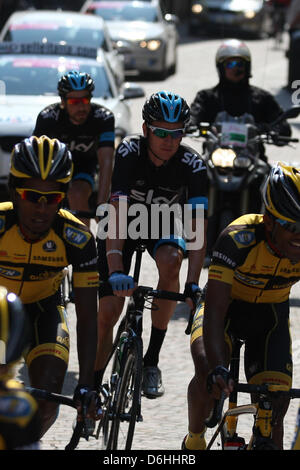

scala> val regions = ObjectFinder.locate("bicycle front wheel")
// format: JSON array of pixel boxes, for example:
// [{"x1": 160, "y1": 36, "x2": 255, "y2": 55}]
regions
[{"x1": 110, "y1": 337, "x2": 143, "y2": 450}]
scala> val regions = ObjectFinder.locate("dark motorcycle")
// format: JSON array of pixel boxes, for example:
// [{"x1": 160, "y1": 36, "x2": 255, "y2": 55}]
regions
[{"x1": 187, "y1": 106, "x2": 300, "y2": 266}]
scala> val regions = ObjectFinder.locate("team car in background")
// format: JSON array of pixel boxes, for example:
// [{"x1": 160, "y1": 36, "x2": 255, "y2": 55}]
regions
[
  {"x1": 0, "y1": 9, "x2": 125, "y2": 86},
  {"x1": 188, "y1": 0, "x2": 273, "y2": 37},
  {"x1": 81, "y1": 0, "x2": 179, "y2": 79},
  {"x1": 0, "y1": 42, "x2": 145, "y2": 200}
]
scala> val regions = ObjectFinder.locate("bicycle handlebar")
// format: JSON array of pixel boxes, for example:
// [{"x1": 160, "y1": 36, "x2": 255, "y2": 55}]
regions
[
  {"x1": 205, "y1": 383, "x2": 300, "y2": 428},
  {"x1": 26, "y1": 386, "x2": 87, "y2": 450},
  {"x1": 134, "y1": 285, "x2": 186, "y2": 302}
]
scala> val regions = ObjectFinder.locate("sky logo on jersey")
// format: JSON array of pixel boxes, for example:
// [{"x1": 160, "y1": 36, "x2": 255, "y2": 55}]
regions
[
  {"x1": 230, "y1": 230, "x2": 255, "y2": 249},
  {"x1": 64, "y1": 224, "x2": 90, "y2": 248}
]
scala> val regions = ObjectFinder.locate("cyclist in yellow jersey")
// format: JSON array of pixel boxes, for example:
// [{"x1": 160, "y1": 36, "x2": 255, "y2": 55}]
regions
[
  {"x1": 0, "y1": 135, "x2": 99, "y2": 438},
  {"x1": 183, "y1": 163, "x2": 300, "y2": 450},
  {"x1": 0, "y1": 286, "x2": 41, "y2": 449}
]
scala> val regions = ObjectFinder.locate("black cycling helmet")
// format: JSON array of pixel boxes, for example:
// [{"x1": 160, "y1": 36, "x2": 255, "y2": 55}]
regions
[
  {"x1": 215, "y1": 39, "x2": 251, "y2": 80},
  {"x1": 10, "y1": 135, "x2": 73, "y2": 186},
  {"x1": 0, "y1": 287, "x2": 30, "y2": 365},
  {"x1": 262, "y1": 162, "x2": 300, "y2": 222},
  {"x1": 142, "y1": 91, "x2": 190, "y2": 126},
  {"x1": 57, "y1": 71, "x2": 95, "y2": 97}
]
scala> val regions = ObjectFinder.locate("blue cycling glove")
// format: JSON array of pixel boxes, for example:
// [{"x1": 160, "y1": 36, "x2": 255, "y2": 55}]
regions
[{"x1": 108, "y1": 271, "x2": 135, "y2": 291}]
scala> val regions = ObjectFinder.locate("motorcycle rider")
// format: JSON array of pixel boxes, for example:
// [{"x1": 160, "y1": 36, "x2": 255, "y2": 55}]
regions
[
  {"x1": 189, "y1": 39, "x2": 292, "y2": 264},
  {"x1": 190, "y1": 39, "x2": 291, "y2": 153}
]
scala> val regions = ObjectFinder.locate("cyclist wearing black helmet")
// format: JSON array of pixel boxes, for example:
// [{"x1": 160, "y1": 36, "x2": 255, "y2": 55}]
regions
[
  {"x1": 0, "y1": 286, "x2": 41, "y2": 449},
  {"x1": 33, "y1": 70, "x2": 115, "y2": 226},
  {"x1": 0, "y1": 135, "x2": 99, "y2": 438},
  {"x1": 95, "y1": 91, "x2": 209, "y2": 398},
  {"x1": 183, "y1": 162, "x2": 300, "y2": 450}
]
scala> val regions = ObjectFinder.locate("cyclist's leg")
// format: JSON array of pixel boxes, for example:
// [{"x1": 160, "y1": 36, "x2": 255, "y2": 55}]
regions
[
  {"x1": 184, "y1": 302, "x2": 232, "y2": 450},
  {"x1": 95, "y1": 237, "x2": 135, "y2": 387},
  {"x1": 142, "y1": 238, "x2": 184, "y2": 397},
  {"x1": 243, "y1": 301, "x2": 292, "y2": 449},
  {"x1": 143, "y1": 238, "x2": 185, "y2": 363},
  {"x1": 24, "y1": 295, "x2": 70, "y2": 437}
]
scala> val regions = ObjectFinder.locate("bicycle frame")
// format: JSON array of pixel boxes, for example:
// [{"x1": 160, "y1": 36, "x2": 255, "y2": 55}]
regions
[{"x1": 205, "y1": 340, "x2": 300, "y2": 450}]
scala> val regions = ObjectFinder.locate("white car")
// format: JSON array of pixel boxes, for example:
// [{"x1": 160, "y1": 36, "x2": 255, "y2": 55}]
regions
[
  {"x1": 0, "y1": 42, "x2": 144, "y2": 199},
  {"x1": 81, "y1": 0, "x2": 179, "y2": 80},
  {"x1": 0, "y1": 9, "x2": 125, "y2": 86}
]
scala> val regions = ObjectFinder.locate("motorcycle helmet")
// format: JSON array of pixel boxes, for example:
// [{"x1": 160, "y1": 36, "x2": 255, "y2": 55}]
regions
[
  {"x1": 10, "y1": 135, "x2": 73, "y2": 188},
  {"x1": 215, "y1": 39, "x2": 251, "y2": 80},
  {"x1": 142, "y1": 91, "x2": 190, "y2": 126},
  {"x1": 262, "y1": 162, "x2": 300, "y2": 222},
  {"x1": 57, "y1": 71, "x2": 95, "y2": 97},
  {"x1": 0, "y1": 287, "x2": 30, "y2": 365}
]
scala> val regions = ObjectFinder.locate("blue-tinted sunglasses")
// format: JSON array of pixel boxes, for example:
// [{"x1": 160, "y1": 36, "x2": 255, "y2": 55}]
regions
[
  {"x1": 225, "y1": 59, "x2": 246, "y2": 69},
  {"x1": 276, "y1": 218, "x2": 300, "y2": 234},
  {"x1": 148, "y1": 125, "x2": 185, "y2": 139}
]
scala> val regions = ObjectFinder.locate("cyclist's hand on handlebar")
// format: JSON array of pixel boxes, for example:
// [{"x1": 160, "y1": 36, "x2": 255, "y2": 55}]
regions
[
  {"x1": 73, "y1": 384, "x2": 101, "y2": 421},
  {"x1": 184, "y1": 282, "x2": 202, "y2": 310},
  {"x1": 207, "y1": 366, "x2": 234, "y2": 399},
  {"x1": 108, "y1": 271, "x2": 136, "y2": 296}
]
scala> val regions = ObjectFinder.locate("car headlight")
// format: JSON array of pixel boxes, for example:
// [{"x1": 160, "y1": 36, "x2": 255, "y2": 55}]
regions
[
  {"x1": 211, "y1": 148, "x2": 236, "y2": 168},
  {"x1": 139, "y1": 40, "x2": 161, "y2": 51},
  {"x1": 244, "y1": 10, "x2": 256, "y2": 19},
  {"x1": 191, "y1": 4, "x2": 203, "y2": 14}
]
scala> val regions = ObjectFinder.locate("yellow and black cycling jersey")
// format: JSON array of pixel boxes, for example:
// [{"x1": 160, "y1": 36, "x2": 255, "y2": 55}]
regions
[
  {"x1": 0, "y1": 378, "x2": 41, "y2": 450},
  {"x1": 208, "y1": 213, "x2": 300, "y2": 303},
  {"x1": 0, "y1": 202, "x2": 99, "y2": 304}
]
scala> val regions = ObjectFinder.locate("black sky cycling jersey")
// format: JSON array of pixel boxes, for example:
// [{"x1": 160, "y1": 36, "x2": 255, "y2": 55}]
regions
[
  {"x1": 110, "y1": 135, "x2": 208, "y2": 214},
  {"x1": 0, "y1": 202, "x2": 99, "y2": 304},
  {"x1": 33, "y1": 102, "x2": 115, "y2": 170}
]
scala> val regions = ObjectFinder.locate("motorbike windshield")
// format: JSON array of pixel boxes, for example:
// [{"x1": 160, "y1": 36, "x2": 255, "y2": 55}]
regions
[{"x1": 215, "y1": 112, "x2": 256, "y2": 148}]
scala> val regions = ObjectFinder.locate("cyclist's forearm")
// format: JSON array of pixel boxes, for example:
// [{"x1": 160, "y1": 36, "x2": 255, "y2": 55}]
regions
[{"x1": 186, "y1": 219, "x2": 207, "y2": 283}]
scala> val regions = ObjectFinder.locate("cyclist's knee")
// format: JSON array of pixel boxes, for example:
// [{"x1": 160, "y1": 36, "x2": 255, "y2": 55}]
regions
[
  {"x1": 155, "y1": 245, "x2": 183, "y2": 279},
  {"x1": 98, "y1": 296, "x2": 124, "y2": 329}
]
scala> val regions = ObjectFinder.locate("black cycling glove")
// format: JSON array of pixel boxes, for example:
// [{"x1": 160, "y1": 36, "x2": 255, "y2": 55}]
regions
[{"x1": 184, "y1": 282, "x2": 202, "y2": 310}]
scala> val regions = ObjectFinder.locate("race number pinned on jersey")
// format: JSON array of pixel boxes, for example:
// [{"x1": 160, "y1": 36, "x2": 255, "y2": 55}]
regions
[{"x1": 220, "y1": 122, "x2": 248, "y2": 148}]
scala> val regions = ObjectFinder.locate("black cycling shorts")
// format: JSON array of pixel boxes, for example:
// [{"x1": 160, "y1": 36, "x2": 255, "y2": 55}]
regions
[
  {"x1": 192, "y1": 299, "x2": 293, "y2": 387},
  {"x1": 24, "y1": 291, "x2": 70, "y2": 367},
  {"x1": 97, "y1": 235, "x2": 186, "y2": 298}
]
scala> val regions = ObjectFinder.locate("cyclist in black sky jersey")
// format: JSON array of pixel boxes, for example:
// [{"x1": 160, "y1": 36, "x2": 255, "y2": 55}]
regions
[
  {"x1": 33, "y1": 70, "x2": 115, "y2": 226},
  {"x1": 95, "y1": 91, "x2": 209, "y2": 398}
]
